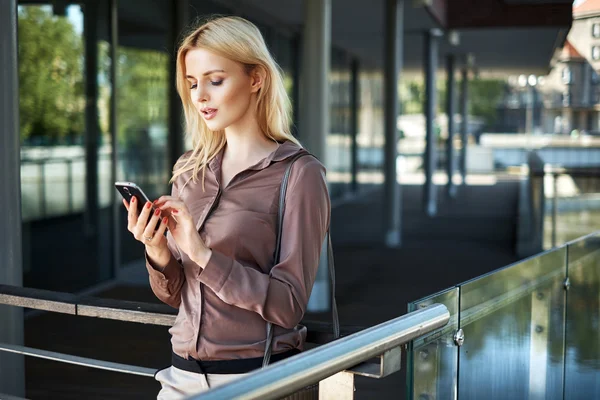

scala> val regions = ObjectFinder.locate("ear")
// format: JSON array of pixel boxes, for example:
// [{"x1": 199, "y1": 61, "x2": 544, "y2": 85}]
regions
[{"x1": 250, "y1": 66, "x2": 266, "y2": 94}]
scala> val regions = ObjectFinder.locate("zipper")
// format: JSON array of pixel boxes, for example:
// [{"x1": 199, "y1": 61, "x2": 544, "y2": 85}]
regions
[{"x1": 195, "y1": 186, "x2": 222, "y2": 358}]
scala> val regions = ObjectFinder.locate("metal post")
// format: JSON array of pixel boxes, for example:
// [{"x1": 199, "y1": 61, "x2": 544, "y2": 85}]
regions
[
  {"x1": 526, "y1": 85, "x2": 534, "y2": 135},
  {"x1": 39, "y1": 162, "x2": 46, "y2": 217},
  {"x1": 446, "y1": 54, "x2": 457, "y2": 198},
  {"x1": 350, "y1": 59, "x2": 359, "y2": 193},
  {"x1": 110, "y1": 0, "x2": 120, "y2": 279},
  {"x1": 168, "y1": 0, "x2": 189, "y2": 170},
  {"x1": 424, "y1": 30, "x2": 440, "y2": 216},
  {"x1": 67, "y1": 159, "x2": 74, "y2": 212},
  {"x1": 529, "y1": 288, "x2": 550, "y2": 400},
  {"x1": 299, "y1": 0, "x2": 331, "y2": 162},
  {"x1": 301, "y1": 0, "x2": 331, "y2": 312},
  {"x1": 0, "y1": 0, "x2": 25, "y2": 395},
  {"x1": 460, "y1": 65, "x2": 469, "y2": 184},
  {"x1": 552, "y1": 173, "x2": 558, "y2": 248},
  {"x1": 383, "y1": 0, "x2": 404, "y2": 247},
  {"x1": 84, "y1": 2, "x2": 99, "y2": 237}
]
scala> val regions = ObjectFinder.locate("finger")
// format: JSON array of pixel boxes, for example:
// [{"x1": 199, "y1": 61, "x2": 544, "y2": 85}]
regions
[
  {"x1": 150, "y1": 217, "x2": 169, "y2": 246},
  {"x1": 135, "y1": 201, "x2": 154, "y2": 233},
  {"x1": 143, "y1": 208, "x2": 162, "y2": 239},
  {"x1": 159, "y1": 200, "x2": 189, "y2": 215},
  {"x1": 127, "y1": 197, "x2": 139, "y2": 231},
  {"x1": 155, "y1": 195, "x2": 178, "y2": 206},
  {"x1": 122, "y1": 198, "x2": 130, "y2": 211},
  {"x1": 167, "y1": 215, "x2": 177, "y2": 231}
]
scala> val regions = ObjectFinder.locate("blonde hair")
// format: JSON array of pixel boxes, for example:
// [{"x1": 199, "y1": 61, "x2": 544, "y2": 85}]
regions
[{"x1": 171, "y1": 16, "x2": 301, "y2": 188}]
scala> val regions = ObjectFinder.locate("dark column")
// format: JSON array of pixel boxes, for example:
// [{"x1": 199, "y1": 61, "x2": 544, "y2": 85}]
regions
[
  {"x1": 383, "y1": 0, "x2": 404, "y2": 247},
  {"x1": 460, "y1": 64, "x2": 469, "y2": 184},
  {"x1": 350, "y1": 58, "x2": 359, "y2": 193},
  {"x1": 84, "y1": 2, "x2": 100, "y2": 237},
  {"x1": 424, "y1": 30, "x2": 440, "y2": 216},
  {"x1": 168, "y1": 0, "x2": 190, "y2": 169},
  {"x1": 292, "y1": 35, "x2": 301, "y2": 138},
  {"x1": 110, "y1": 0, "x2": 120, "y2": 278},
  {"x1": 0, "y1": 0, "x2": 25, "y2": 395},
  {"x1": 446, "y1": 54, "x2": 457, "y2": 197}
]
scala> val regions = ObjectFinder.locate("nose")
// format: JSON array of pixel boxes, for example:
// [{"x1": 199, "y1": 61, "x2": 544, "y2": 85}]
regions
[{"x1": 193, "y1": 84, "x2": 208, "y2": 105}]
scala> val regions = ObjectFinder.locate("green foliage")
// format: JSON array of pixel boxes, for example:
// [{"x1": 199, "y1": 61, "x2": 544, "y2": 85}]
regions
[
  {"x1": 18, "y1": 6, "x2": 84, "y2": 142},
  {"x1": 116, "y1": 48, "x2": 169, "y2": 146},
  {"x1": 400, "y1": 77, "x2": 506, "y2": 130},
  {"x1": 468, "y1": 78, "x2": 505, "y2": 128}
]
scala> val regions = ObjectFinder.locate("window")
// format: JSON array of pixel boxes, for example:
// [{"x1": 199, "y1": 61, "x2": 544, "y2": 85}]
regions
[
  {"x1": 562, "y1": 66, "x2": 572, "y2": 84},
  {"x1": 593, "y1": 46, "x2": 600, "y2": 60},
  {"x1": 593, "y1": 23, "x2": 600, "y2": 38}
]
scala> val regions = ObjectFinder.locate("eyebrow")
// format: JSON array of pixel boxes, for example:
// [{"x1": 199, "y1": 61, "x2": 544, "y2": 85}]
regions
[{"x1": 185, "y1": 69, "x2": 225, "y2": 79}]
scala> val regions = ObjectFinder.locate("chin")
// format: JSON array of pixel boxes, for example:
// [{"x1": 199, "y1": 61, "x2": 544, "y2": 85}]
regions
[{"x1": 204, "y1": 119, "x2": 227, "y2": 131}]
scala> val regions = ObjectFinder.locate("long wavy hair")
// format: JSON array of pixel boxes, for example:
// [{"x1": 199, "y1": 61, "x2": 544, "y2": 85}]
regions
[{"x1": 171, "y1": 16, "x2": 300, "y2": 189}]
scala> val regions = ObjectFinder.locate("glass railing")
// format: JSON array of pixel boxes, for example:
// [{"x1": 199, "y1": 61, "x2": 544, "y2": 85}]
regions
[{"x1": 408, "y1": 231, "x2": 600, "y2": 400}]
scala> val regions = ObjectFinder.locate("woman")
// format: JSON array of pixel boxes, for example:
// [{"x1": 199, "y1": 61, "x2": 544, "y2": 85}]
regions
[{"x1": 123, "y1": 16, "x2": 330, "y2": 398}]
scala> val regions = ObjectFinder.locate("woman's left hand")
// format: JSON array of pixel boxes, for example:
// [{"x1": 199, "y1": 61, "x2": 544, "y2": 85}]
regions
[{"x1": 154, "y1": 196, "x2": 212, "y2": 267}]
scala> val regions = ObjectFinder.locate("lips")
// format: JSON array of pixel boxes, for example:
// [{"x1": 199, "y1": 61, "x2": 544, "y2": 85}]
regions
[{"x1": 201, "y1": 107, "x2": 218, "y2": 120}]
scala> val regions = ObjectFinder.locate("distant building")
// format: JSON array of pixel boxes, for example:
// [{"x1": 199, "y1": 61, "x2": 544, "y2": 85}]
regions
[{"x1": 500, "y1": 0, "x2": 600, "y2": 135}]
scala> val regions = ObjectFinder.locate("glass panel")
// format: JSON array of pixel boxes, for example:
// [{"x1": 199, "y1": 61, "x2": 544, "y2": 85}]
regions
[
  {"x1": 117, "y1": 0, "x2": 172, "y2": 268},
  {"x1": 458, "y1": 248, "x2": 567, "y2": 400},
  {"x1": 357, "y1": 71, "x2": 384, "y2": 192},
  {"x1": 328, "y1": 48, "x2": 352, "y2": 199},
  {"x1": 565, "y1": 234, "x2": 600, "y2": 399},
  {"x1": 19, "y1": 2, "x2": 113, "y2": 290},
  {"x1": 408, "y1": 288, "x2": 459, "y2": 400}
]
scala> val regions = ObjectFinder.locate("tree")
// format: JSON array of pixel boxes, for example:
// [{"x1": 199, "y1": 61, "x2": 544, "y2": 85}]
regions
[
  {"x1": 116, "y1": 48, "x2": 169, "y2": 147},
  {"x1": 18, "y1": 6, "x2": 84, "y2": 143}
]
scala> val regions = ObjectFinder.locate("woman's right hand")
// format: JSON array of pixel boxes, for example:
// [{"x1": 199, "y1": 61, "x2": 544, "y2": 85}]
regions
[{"x1": 123, "y1": 196, "x2": 171, "y2": 268}]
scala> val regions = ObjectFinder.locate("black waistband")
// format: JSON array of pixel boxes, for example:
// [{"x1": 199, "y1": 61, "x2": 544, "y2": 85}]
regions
[{"x1": 171, "y1": 349, "x2": 301, "y2": 375}]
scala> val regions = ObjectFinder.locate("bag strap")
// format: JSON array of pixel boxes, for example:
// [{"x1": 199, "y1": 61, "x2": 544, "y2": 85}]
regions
[{"x1": 262, "y1": 153, "x2": 340, "y2": 368}]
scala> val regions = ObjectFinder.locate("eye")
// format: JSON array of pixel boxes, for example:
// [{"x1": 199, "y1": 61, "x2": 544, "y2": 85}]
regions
[
  {"x1": 190, "y1": 82, "x2": 197, "y2": 90},
  {"x1": 211, "y1": 80, "x2": 224, "y2": 86}
]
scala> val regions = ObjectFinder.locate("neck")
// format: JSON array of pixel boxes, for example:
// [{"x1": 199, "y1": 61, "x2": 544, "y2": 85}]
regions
[{"x1": 223, "y1": 103, "x2": 278, "y2": 162}]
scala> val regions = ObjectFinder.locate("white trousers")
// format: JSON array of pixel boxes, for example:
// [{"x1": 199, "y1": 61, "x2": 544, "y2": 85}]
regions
[{"x1": 155, "y1": 366, "x2": 248, "y2": 399}]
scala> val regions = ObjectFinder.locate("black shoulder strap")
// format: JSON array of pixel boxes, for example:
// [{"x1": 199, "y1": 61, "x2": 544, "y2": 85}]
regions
[{"x1": 263, "y1": 153, "x2": 340, "y2": 368}]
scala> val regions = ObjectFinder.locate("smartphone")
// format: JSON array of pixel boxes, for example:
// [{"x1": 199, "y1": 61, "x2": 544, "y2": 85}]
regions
[
  {"x1": 115, "y1": 181, "x2": 154, "y2": 214},
  {"x1": 115, "y1": 182, "x2": 167, "y2": 232}
]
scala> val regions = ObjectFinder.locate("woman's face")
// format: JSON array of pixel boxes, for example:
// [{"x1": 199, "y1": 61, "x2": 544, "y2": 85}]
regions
[{"x1": 184, "y1": 48, "x2": 261, "y2": 131}]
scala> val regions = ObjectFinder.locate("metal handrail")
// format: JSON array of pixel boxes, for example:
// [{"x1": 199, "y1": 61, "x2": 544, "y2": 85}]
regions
[
  {"x1": 0, "y1": 342, "x2": 156, "y2": 377},
  {"x1": 192, "y1": 304, "x2": 449, "y2": 400}
]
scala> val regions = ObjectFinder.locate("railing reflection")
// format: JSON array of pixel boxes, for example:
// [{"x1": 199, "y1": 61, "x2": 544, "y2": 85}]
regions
[{"x1": 20, "y1": 147, "x2": 169, "y2": 221}]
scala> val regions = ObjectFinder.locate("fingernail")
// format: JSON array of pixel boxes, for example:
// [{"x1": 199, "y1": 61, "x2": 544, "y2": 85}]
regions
[
  {"x1": 131, "y1": 197, "x2": 136, "y2": 203},
  {"x1": 162, "y1": 217, "x2": 168, "y2": 224},
  {"x1": 154, "y1": 209, "x2": 160, "y2": 216},
  {"x1": 172, "y1": 210, "x2": 178, "y2": 214},
  {"x1": 146, "y1": 202, "x2": 152, "y2": 209}
]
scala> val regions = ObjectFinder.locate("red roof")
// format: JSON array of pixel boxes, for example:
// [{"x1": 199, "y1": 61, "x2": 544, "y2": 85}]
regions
[
  {"x1": 561, "y1": 40, "x2": 585, "y2": 60},
  {"x1": 574, "y1": 0, "x2": 600, "y2": 16}
]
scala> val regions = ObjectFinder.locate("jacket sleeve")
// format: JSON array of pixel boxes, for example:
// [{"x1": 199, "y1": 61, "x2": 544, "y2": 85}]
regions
[
  {"x1": 197, "y1": 157, "x2": 330, "y2": 329},
  {"x1": 146, "y1": 180, "x2": 186, "y2": 309}
]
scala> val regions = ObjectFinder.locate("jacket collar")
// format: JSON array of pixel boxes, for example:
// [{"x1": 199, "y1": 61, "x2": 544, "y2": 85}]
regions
[{"x1": 208, "y1": 140, "x2": 307, "y2": 177}]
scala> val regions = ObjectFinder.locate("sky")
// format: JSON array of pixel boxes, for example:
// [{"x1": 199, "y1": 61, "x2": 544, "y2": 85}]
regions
[{"x1": 574, "y1": 0, "x2": 586, "y2": 6}]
